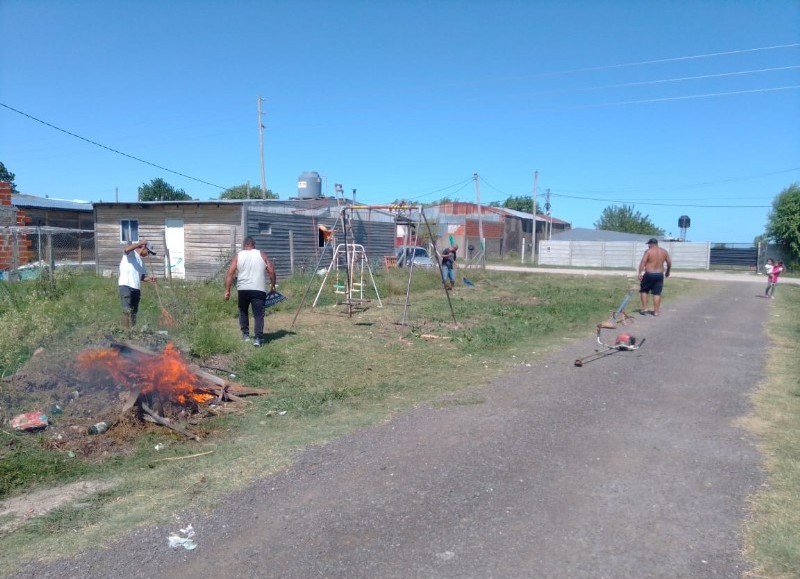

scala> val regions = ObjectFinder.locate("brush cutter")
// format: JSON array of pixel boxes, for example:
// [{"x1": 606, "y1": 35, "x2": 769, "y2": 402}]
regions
[
  {"x1": 598, "y1": 286, "x2": 637, "y2": 329},
  {"x1": 574, "y1": 324, "x2": 645, "y2": 367}
]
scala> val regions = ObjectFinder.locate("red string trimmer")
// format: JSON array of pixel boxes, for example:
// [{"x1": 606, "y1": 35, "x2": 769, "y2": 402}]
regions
[
  {"x1": 574, "y1": 286, "x2": 645, "y2": 367},
  {"x1": 574, "y1": 326, "x2": 645, "y2": 367}
]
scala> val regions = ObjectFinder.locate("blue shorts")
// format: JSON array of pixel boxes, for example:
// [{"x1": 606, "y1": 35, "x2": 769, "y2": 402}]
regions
[{"x1": 640, "y1": 272, "x2": 664, "y2": 295}]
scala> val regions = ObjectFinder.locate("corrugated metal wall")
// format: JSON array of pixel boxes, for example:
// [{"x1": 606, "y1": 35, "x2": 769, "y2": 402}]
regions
[
  {"x1": 244, "y1": 205, "x2": 396, "y2": 278},
  {"x1": 537, "y1": 241, "x2": 711, "y2": 269},
  {"x1": 96, "y1": 200, "x2": 397, "y2": 281}
]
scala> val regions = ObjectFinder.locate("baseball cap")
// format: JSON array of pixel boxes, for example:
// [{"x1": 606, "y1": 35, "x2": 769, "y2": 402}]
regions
[
  {"x1": 646, "y1": 238, "x2": 658, "y2": 245},
  {"x1": 145, "y1": 242, "x2": 157, "y2": 255}
]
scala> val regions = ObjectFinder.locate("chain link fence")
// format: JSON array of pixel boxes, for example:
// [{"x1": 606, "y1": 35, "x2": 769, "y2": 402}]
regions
[{"x1": 0, "y1": 226, "x2": 95, "y2": 281}]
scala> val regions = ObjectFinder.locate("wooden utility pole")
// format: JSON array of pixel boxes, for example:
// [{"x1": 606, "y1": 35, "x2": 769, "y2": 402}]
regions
[
  {"x1": 473, "y1": 173, "x2": 485, "y2": 267},
  {"x1": 531, "y1": 170, "x2": 538, "y2": 263},
  {"x1": 258, "y1": 96, "x2": 267, "y2": 199}
]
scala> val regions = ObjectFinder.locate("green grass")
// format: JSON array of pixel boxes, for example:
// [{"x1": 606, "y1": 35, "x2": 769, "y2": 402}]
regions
[
  {"x1": 10, "y1": 268, "x2": 799, "y2": 574},
  {"x1": 0, "y1": 431, "x2": 89, "y2": 497},
  {"x1": 743, "y1": 283, "x2": 800, "y2": 578}
]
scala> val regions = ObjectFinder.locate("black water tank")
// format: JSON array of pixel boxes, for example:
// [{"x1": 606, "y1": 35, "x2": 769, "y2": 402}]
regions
[{"x1": 678, "y1": 215, "x2": 691, "y2": 228}]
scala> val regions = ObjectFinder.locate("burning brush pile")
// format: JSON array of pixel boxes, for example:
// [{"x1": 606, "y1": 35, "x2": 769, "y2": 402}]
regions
[{"x1": 72, "y1": 340, "x2": 268, "y2": 441}]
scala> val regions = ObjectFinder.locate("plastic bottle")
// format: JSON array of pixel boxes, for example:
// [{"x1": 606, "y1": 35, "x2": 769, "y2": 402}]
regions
[{"x1": 87, "y1": 421, "x2": 108, "y2": 435}]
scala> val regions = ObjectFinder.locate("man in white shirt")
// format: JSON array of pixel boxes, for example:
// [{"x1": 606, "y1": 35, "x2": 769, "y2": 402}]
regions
[
  {"x1": 118, "y1": 239, "x2": 156, "y2": 327},
  {"x1": 224, "y1": 237, "x2": 276, "y2": 347}
]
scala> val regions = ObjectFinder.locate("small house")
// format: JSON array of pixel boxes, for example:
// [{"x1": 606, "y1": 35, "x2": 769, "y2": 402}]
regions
[{"x1": 93, "y1": 198, "x2": 396, "y2": 281}]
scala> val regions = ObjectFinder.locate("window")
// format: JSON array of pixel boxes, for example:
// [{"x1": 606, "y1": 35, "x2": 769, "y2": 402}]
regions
[
  {"x1": 258, "y1": 223, "x2": 272, "y2": 235},
  {"x1": 120, "y1": 219, "x2": 139, "y2": 243}
]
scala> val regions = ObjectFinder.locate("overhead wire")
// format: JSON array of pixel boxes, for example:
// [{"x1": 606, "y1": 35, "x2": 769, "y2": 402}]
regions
[
  {"x1": 547, "y1": 190, "x2": 770, "y2": 209},
  {"x1": 518, "y1": 66, "x2": 800, "y2": 98},
  {"x1": 0, "y1": 102, "x2": 226, "y2": 190},
  {"x1": 402, "y1": 176, "x2": 474, "y2": 202},
  {"x1": 585, "y1": 85, "x2": 800, "y2": 109},
  {"x1": 496, "y1": 43, "x2": 800, "y2": 83}
]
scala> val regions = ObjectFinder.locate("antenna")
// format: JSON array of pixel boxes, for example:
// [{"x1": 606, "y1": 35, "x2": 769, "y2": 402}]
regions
[{"x1": 257, "y1": 96, "x2": 267, "y2": 199}]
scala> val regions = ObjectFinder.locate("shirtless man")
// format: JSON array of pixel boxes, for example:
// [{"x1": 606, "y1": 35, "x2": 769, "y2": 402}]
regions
[{"x1": 638, "y1": 238, "x2": 671, "y2": 317}]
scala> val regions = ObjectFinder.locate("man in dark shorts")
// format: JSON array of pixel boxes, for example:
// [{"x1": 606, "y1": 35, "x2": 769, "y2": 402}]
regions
[{"x1": 638, "y1": 238, "x2": 671, "y2": 317}]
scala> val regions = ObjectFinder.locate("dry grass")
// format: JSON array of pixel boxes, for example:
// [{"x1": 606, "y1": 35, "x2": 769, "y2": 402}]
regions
[{"x1": 743, "y1": 283, "x2": 800, "y2": 578}]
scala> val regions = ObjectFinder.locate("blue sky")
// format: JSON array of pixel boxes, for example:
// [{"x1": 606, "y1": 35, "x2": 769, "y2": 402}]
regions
[{"x1": 1, "y1": 0, "x2": 798, "y2": 243}]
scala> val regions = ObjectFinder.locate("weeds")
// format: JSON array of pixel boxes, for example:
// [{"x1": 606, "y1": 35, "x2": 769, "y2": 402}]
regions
[
  {"x1": 0, "y1": 269, "x2": 679, "y2": 569},
  {"x1": 0, "y1": 433, "x2": 89, "y2": 497},
  {"x1": 744, "y1": 284, "x2": 800, "y2": 578}
]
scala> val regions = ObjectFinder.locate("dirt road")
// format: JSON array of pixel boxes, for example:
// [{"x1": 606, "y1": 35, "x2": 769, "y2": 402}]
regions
[
  {"x1": 487, "y1": 264, "x2": 800, "y2": 286},
  {"x1": 12, "y1": 280, "x2": 767, "y2": 578}
]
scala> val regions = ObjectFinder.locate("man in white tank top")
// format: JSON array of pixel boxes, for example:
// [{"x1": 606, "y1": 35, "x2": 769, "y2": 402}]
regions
[{"x1": 224, "y1": 237, "x2": 276, "y2": 347}]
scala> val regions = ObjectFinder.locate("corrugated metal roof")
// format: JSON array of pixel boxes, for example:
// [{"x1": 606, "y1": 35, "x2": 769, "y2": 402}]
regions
[
  {"x1": 12, "y1": 194, "x2": 93, "y2": 212},
  {"x1": 429, "y1": 203, "x2": 569, "y2": 225}
]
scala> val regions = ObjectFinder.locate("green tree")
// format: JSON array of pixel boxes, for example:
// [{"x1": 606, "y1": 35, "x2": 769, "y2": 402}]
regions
[
  {"x1": 765, "y1": 182, "x2": 800, "y2": 264},
  {"x1": 219, "y1": 184, "x2": 278, "y2": 200},
  {"x1": 0, "y1": 161, "x2": 19, "y2": 193},
  {"x1": 594, "y1": 204, "x2": 665, "y2": 235},
  {"x1": 488, "y1": 195, "x2": 542, "y2": 214},
  {"x1": 424, "y1": 196, "x2": 456, "y2": 208},
  {"x1": 138, "y1": 178, "x2": 192, "y2": 201}
]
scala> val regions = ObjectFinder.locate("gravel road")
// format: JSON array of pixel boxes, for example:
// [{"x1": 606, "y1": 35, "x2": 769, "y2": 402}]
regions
[{"x1": 12, "y1": 278, "x2": 768, "y2": 579}]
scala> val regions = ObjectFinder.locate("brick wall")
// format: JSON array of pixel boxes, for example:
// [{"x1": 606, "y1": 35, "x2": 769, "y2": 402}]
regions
[{"x1": 0, "y1": 182, "x2": 34, "y2": 270}]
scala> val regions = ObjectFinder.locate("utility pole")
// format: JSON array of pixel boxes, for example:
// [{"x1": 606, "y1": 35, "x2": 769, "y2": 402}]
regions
[
  {"x1": 545, "y1": 188, "x2": 552, "y2": 240},
  {"x1": 531, "y1": 170, "x2": 538, "y2": 263},
  {"x1": 257, "y1": 96, "x2": 267, "y2": 199},
  {"x1": 473, "y1": 173, "x2": 485, "y2": 267}
]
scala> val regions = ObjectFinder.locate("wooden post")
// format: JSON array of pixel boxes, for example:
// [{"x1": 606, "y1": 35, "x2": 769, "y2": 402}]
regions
[{"x1": 289, "y1": 230, "x2": 295, "y2": 274}]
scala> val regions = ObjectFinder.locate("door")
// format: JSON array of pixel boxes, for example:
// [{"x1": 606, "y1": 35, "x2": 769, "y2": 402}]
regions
[{"x1": 165, "y1": 219, "x2": 185, "y2": 279}]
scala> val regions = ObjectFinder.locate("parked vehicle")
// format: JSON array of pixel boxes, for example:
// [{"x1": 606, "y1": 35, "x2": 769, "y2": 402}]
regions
[{"x1": 396, "y1": 246, "x2": 436, "y2": 268}]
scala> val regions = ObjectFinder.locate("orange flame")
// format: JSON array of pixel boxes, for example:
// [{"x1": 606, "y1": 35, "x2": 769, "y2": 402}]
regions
[{"x1": 77, "y1": 343, "x2": 214, "y2": 405}]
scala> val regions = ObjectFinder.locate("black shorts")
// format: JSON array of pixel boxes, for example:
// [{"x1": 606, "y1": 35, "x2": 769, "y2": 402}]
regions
[{"x1": 640, "y1": 272, "x2": 664, "y2": 295}]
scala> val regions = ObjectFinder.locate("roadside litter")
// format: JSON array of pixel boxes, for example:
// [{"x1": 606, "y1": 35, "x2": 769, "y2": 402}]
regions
[
  {"x1": 168, "y1": 523, "x2": 197, "y2": 550},
  {"x1": 10, "y1": 412, "x2": 49, "y2": 431}
]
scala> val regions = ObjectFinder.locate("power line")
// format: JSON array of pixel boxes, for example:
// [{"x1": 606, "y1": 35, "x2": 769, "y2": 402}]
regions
[
  {"x1": 0, "y1": 102, "x2": 226, "y2": 190},
  {"x1": 593, "y1": 85, "x2": 800, "y2": 108},
  {"x1": 404, "y1": 176, "x2": 474, "y2": 202},
  {"x1": 504, "y1": 43, "x2": 800, "y2": 82},
  {"x1": 519, "y1": 66, "x2": 800, "y2": 98},
  {"x1": 477, "y1": 174, "x2": 512, "y2": 198},
  {"x1": 550, "y1": 191, "x2": 770, "y2": 209},
  {"x1": 425, "y1": 43, "x2": 800, "y2": 91},
  {"x1": 553, "y1": 167, "x2": 800, "y2": 196}
]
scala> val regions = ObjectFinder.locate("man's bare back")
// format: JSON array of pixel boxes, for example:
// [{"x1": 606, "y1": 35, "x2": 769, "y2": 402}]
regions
[
  {"x1": 638, "y1": 240, "x2": 672, "y2": 316},
  {"x1": 640, "y1": 246, "x2": 671, "y2": 274}
]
